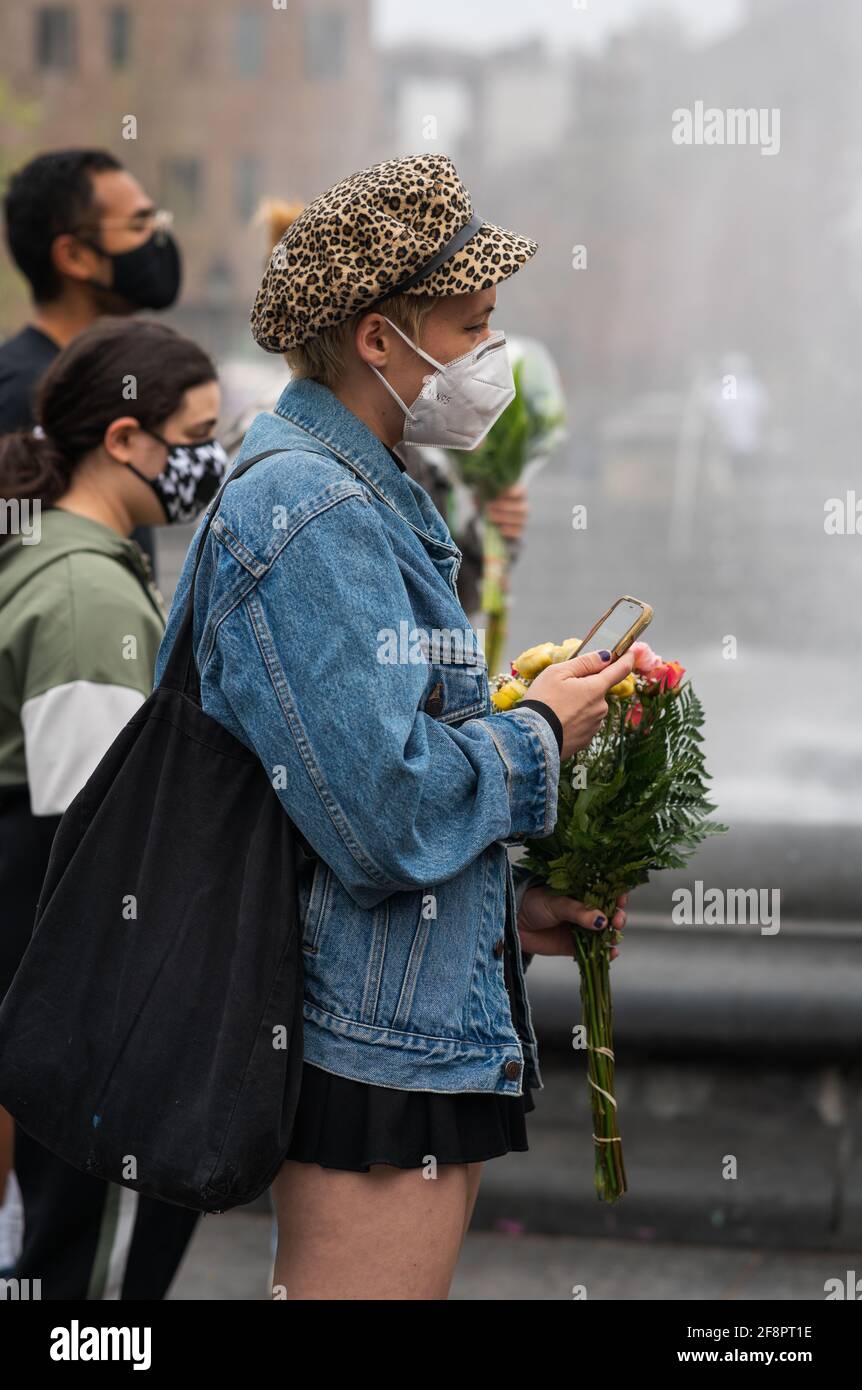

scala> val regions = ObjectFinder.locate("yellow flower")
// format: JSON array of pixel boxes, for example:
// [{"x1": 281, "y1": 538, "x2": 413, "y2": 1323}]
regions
[
  {"x1": 609, "y1": 673, "x2": 636, "y2": 699},
  {"x1": 512, "y1": 642, "x2": 557, "y2": 680},
  {"x1": 552, "y1": 637, "x2": 582, "y2": 663},
  {"x1": 491, "y1": 678, "x2": 529, "y2": 710}
]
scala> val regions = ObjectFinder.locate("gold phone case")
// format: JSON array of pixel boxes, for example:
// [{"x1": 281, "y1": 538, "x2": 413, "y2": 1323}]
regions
[{"x1": 580, "y1": 595, "x2": 653, "y2": 660}]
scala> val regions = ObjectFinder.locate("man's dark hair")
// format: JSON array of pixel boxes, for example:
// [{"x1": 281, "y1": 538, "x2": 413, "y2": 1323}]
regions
[{"x1": 4, "y1": 149, "x2": 123, "y2": 303}]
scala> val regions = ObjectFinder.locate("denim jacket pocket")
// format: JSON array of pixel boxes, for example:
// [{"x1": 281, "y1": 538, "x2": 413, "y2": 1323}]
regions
[{"x1": 421, "y1": 655, "x2": 488, "y2": 725}]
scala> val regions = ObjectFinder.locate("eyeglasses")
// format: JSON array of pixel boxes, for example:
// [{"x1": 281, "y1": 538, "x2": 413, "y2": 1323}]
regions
[{"x1": 71, "y1": 208, "x2": 175, "y2": 243}]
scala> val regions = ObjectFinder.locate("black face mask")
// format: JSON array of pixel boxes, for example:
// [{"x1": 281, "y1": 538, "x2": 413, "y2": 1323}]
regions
[
  {"x1": 126, "y1": 429, "x2": 229, "y2": 525},
  {"x1": 83, "y1": 230, "x2": 182, "y2": 310}
]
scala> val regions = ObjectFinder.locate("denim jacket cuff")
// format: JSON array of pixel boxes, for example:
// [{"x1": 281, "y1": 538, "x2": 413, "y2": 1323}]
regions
[
  {"x1": 480, "y1": 704, "x2": 560, "y2": 839},
  {"x1": 516, "y1": 699, "x2": 563, "y2": 755}
]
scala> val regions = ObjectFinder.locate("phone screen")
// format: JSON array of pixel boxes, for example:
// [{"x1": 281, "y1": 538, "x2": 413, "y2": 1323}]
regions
[{"x1": 582, "y1": 599, "x2": 649, "y2": 657}]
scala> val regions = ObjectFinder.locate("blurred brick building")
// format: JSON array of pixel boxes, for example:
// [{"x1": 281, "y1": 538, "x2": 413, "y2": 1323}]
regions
[{"x1": 0, "y1": 0, "x2": 377, "y2": 348}]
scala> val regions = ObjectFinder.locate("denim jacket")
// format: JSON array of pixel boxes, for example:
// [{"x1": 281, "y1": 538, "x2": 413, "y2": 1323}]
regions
[{"x1": 154, "y1": 378, "x2": 560, "y2": 1097}]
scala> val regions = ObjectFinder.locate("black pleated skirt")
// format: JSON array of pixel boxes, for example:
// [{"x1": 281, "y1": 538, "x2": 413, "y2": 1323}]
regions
[{"x1": 284, "y1": 948, "x2": 535, "y2": 1172}]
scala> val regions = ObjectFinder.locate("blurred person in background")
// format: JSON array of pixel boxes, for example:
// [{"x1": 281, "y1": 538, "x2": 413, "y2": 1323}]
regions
[
  {"x1": 698, "y1": 351, "x2": 770, "y2": 590},
  {"x1": 440, "y1": 334, "x2": 567, "y2": 670},
  {"x1": 703, "y1": 351, "x2": 770, "y2": 497},
  {"x1": 0, "y1": 148, "x2": 185, "y2": 578},
  {"x1": 0, "y1": 317, "x2": 226, "y2": 1298},
  {"x1": 220, "y1": 197, "x2": 531, "y2": 624}
]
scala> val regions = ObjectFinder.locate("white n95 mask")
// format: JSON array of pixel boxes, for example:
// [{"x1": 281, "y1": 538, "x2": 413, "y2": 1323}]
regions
[{"x1": 369, "y1": 314, "x2": 516, "y2": 453}]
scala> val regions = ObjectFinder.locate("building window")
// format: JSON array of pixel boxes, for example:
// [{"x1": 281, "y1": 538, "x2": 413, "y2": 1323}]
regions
[
  {"x1": 161, "y1": 158, "x2": 203, "y2": 220},
  {"x1": 107, "y1": 7, "x2": 133, "y2": 70},
  {"x1": 35, "y1": 7, "x2": 77, "y2": 72},
  {"x1": 235, "y1": 9, "x2": 264, "y2": 77},
  {"x1": 304, "y1": 9, "x2": 346, "y2": 80},
  {"x1": 235, "y1": 155, "x2": 262, "y2": 222}
]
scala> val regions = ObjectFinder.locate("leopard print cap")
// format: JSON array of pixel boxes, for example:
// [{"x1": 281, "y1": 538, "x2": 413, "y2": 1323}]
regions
[{"x1": 250, "y1": 153, "x2": 538, "y2": 353}]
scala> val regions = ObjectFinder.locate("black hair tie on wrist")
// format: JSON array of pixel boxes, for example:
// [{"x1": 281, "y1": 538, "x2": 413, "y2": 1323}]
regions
[{"x1": 516, "y1": 699, "x2": 563, "y2": 756}]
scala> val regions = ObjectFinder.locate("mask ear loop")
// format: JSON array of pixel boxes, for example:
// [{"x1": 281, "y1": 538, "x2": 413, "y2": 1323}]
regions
[
  {"x1": 379, "y1": 314, "x2": 446, "y2": 372},
  {"x1": 109, "y1": 424, "x2": 170, "y2": 504},
  {"x1": 368, "y1": 315, "x2": 447, "y2": 422},
  {"x1": 370, "y1": 361, "x2": 417, "y2": 421},
  {"x1": 124, "y1": 459, "x2": 159, "y2": 490}
]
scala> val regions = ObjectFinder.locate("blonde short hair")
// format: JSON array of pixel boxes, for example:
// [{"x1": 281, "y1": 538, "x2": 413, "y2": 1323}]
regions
[{"x1": 285, "y1": 292, "x2": 437, "y2": 389}]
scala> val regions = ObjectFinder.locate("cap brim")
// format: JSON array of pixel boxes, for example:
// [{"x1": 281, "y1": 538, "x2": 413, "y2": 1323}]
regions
[{"x1": 404, "y1": 220, "x2": 538, "y2": 298}]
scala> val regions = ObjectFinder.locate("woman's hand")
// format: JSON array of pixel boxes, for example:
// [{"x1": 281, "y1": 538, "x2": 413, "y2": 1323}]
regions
[
  {"x1": 478, "y1": 482, "x2": 529, "y2": 541},
  {"x1": 517, "y1": 885, "x2": 629, "y2": 961},
  {"x1": 525, "y1": 646, "x2": 636, "y2": 759}
]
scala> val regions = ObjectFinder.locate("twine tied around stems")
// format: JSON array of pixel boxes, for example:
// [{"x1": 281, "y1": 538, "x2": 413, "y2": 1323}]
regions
[
  {"x1": 588, "y1": 1041, "x2": 620, "y2": 1141},
  {"x1": 572, "y1": 929, "x2": 627, "y2": 1195},
  {"x1": 588, "y1": 1075, "x2": 617, "y2": 1107}
]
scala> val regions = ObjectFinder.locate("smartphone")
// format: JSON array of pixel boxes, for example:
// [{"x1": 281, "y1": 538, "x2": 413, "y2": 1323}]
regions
[{"x1": 578, "y1": 596, "x2": 653, "y2": 661}]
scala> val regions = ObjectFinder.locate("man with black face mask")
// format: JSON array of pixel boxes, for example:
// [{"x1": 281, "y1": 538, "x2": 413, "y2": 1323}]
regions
[{"x1": 0, "y1": 149, "x2": 184, "y2": 570}]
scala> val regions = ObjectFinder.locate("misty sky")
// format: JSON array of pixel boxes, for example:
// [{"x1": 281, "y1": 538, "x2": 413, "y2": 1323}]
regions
[{"x1": 374, "y1": 0, "x2": 744, "y2": 51}]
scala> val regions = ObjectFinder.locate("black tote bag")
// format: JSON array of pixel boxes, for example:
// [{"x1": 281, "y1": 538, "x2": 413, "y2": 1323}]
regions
[{"x1": 0, "y1": 448, "x2": 307, "y2": 1213}]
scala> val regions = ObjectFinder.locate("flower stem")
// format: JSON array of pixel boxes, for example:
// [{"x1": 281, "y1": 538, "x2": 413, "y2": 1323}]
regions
[{"x1": 572, "y1": 916, "x2": 627, "y2": 1202}]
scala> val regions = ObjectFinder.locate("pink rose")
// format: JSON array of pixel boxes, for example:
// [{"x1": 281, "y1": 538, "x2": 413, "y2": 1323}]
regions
[{"x1": 630, "y1": 640, "x2": 664, "y2": 674}]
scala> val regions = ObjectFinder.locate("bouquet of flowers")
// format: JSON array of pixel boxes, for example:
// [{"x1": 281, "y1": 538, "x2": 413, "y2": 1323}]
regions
[
  {"x1": 491, "y1": 637, "x2": 727, "y2": 1202},
  {"x1": 445, "y1": 338, "x2": 566, "y2": 673}
]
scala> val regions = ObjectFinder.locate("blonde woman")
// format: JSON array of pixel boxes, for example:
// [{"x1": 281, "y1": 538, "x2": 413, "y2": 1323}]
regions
[
  {"x1": 219, "y1": 195, "x2": 529, "y2": 626},
  {"x1": 156, "y1": 155, "x2": 632, "y2": 1299}
]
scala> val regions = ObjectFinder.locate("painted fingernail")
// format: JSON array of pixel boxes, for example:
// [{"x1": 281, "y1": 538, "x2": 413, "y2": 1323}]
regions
[
  {"x1": 594, "y1": 914, "x2": 606, "y2": 927},
  {"x1": 599, "y1": 650, "x2": 611, "y2": 661}
]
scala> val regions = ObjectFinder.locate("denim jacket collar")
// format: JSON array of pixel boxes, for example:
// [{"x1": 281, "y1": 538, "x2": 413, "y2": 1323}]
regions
[{"x1": 273, "y1": 377, "x2": 459, "y2": 555}]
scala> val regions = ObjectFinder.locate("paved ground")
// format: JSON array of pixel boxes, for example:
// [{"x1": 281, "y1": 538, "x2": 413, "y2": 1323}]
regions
[
  {"x1": 168, "y1": 1208, "x2": 856, "y2": 1300},
  {"x1": 162, "y1": 1048, "x2": 861, "y2": 1301}
]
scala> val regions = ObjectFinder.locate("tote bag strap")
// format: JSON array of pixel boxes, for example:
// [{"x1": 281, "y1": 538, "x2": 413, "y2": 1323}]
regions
[{"x1": 160, "y1": 448, "x2": 287, "y2": 703}]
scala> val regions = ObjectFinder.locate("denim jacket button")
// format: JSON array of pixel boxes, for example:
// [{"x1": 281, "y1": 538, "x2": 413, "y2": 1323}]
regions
[
  {"x1": 493, "y1": 937, "x2": 505, "y2": 958},
  {"x1": 504, "y1": 1059, "x2": 521, "y2": 1080},
  {"x1": 425, "y1": 681, "x2": 444, "y2": 716}
]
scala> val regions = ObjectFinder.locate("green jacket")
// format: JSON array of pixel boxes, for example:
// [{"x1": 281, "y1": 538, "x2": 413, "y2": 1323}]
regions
[{"x1": 0, "y1": 508, "x2": 165, "y2": 813}]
